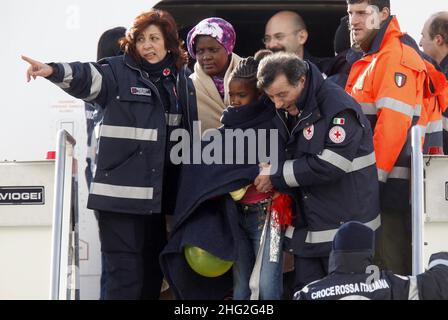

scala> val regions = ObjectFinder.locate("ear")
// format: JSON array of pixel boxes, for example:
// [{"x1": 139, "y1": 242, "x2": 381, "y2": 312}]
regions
[
  {"x1": 379, "y1": 7, "x2": 390, "y2": 23},
  {"x1": 298, "y1": 30, "x2": 308, "y2": 46},
  {"x1": 434, "y1": 34, "x2": 444, "y2": 46}
]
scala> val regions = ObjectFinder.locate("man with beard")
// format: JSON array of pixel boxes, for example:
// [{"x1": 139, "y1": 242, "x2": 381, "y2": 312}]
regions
[{"x1": 263, "y1": 11, "x2": 328, "y2": 71}]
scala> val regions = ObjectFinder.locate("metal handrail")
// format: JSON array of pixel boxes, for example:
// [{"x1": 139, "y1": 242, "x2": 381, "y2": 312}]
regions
[
  {"x1": 411, "y1": 126, "x2": 424, "y2": 275},
  {"x1": 49, "y1": 129, "x2": 76, "y2": 300}
]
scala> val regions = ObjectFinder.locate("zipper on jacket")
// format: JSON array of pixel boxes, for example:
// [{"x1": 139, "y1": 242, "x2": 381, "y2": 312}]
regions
[
  {"x1": 125, "y1": 62, "x2": 166, "y2": 117},
  {"x1": 125, "y1": 61, "x2": 167, "y2": 183},
  {"x1": 291, "y1": 112, "x2": 312, "y2": 135},
  {"x1": 275, "y1": 110, "x2": 313, "y2": 137},
  {"x1": 181, "y1": 66, "x2": 193, "y2": 134}
]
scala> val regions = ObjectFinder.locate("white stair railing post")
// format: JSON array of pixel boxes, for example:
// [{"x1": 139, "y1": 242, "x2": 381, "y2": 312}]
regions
[
  {"x1": 49, "y1": 129, "x2": 77, "y2": 300},
  {"x1": 411, "y1": 126, "x2": 424, "y2": 275}
]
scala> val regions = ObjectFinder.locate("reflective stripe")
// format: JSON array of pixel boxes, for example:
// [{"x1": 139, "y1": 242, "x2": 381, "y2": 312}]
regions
[
  {"x1": 352, "y1": 152, "x2": 376, "y2": 171},
  {"x1": 318, "y1": 150, "x2": 376, "y2": 173},
  {"x1": 318, "y1": 150, "x2": 352, "y2": 172},
  {"x1": 165, "y1": 113, "x2": 182, "y2": 126},
  {"x1": 408, "y1": 276, "x2": 419, "y2": 300},
  {"x1": 285, "y1": 225, "x2": 295, "y2": 239},
  {"x1": 100, "y1": 125, "x2": 158, "y2": 141},
  {"x1": 377, "y1": 169, "x2": 389, "y2": 183},
  {"x1": 360, "y1": 99, "x2": 420, "y2": 119},
  {"x1": 389, "y1": 167, "x2": 410, "y2": 180},
  {"x1": 283, "y1": 160, "x2": 300, "y2": 187},
  {"x1": 426, "y1": 120, "x2": 443, "y2": 134},
  {"x1": 55, "y1": 63, "x2": 73, "y2": 89},
  {"x1": 377, "y1": 167, "x2": 409, "y2": 182},
  {"x1": 91, "y1": 182, "x2": 153, "y2": 200},
  {"x1": 443, "y1": 116, "x2": 448, "y2": 131},
  {"x1": 360, "y1": 102, "x2": 377, "y2": 115},
  {"x1": 84, "y1": 63, "x2": 103, "y2": 102},
  {"x1": 414, "y1": 104, "x2": 422, "y2": 117},
  {"x1": 428, "y1": 259, "x2": 448, "y2": 269},
  {"x1": 305, "y1": 214, "x2": 381, "y2": 244},
  {"x1": 376, "y1": 97, "x2": 417, "y2": 119}
]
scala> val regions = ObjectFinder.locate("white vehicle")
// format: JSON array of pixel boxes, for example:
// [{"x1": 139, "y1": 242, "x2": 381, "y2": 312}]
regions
[{"x1": 1, "y1": 0, "x2": 447, "y2": 299}]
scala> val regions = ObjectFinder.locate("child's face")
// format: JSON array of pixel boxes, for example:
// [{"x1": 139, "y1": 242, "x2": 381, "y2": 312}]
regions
[{"x1": 229, "y1": 79, "x2": 259, "y2": 107}]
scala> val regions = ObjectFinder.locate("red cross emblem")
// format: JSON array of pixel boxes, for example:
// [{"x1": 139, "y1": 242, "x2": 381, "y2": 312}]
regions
[
  {"x1": 303, "y1": 125, "x2": 314, "y2": 140},
  {"x1": 329, "y1": 126, "x2": 346, "y2": 144},
  {"x1": 163, "y1": 68, "x2": 171, "y2": 76}
]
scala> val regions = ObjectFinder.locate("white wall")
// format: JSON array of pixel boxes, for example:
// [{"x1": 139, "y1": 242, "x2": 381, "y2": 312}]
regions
[
  {"x1": 0, "y1": 0, "x2": 158, "y2": 161},
  {"x1": 391, "y1": 0, "x2": 447, "y2": 44}
]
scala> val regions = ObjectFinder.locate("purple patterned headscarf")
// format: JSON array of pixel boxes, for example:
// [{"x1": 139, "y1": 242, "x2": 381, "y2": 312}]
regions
[{"x1": 187, "y1": 17, "x2": 236, "y2": 59}]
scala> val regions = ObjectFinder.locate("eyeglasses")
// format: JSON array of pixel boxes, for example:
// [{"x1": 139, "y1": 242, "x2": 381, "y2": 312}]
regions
[{"x1": 262, "y1": 29, "x2": 303, "y2": 45}]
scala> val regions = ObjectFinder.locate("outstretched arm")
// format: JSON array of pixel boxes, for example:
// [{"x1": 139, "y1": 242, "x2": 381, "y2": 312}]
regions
[
  {"x1": 22, "y1": 55, "x2": 114, "y2": 107},
  {"x1": 22, "y1": 55, "x2": 54, "y2": 82}
]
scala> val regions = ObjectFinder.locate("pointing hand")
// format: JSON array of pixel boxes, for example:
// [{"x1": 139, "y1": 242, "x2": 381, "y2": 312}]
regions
[{"x1": 22, "y1": 55, "x2": 54, "y2": 82}]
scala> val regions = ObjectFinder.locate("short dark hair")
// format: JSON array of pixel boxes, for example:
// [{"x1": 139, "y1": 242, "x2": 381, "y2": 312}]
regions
[
  {"x1": 429, "y1": 12, "x2": 448, "y2": 45},
  {"x1": 257, "y1": 52, "x2": 308, "y2": 90},
  {"x1": 97, "y1": 27, "x2": 126, "y2": 61},
  {"x1": 346, "y1": 0, "x2": 390, "y2": 11}
]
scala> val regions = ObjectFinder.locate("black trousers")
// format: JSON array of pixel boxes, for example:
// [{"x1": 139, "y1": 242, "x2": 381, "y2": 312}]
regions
[
  {"x1": 293, "y1": 256, "x2": 329, "y2": 291},
  {"x1": 98, "y1": 210, "x2": 167, "y2": 300}
]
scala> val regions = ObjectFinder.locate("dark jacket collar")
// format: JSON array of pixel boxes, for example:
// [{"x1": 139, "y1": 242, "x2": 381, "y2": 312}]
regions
[
  {"x1": 365, "y1": 15, "x2": 397, "y2": 56},
  {"x1": 441, "y1": 55, "x2": 448, "y2": 79},
  {"x1": 298, "y1": 61, "x2": 325, "y2": 113},
  {"x1": 220, "y1": 98, "x2": 276, "y2": 129},
  {"x1": 328, "y1": 250, "x2": 374, "y2": 274},
  {"x1": 123, "y1": 53, "x2": 139, "y2": 70}
]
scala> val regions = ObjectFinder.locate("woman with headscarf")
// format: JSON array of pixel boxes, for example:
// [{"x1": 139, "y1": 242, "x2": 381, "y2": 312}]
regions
[{"x1": 187, "y1": 17, "x2": 241, "y2": 133}]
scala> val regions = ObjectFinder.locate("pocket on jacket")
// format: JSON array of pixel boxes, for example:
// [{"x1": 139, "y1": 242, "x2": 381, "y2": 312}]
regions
[
  {"x1": 118, "y1": 86, "x2": 154, "y2": 104},
  {"x1": 98, "y1": 146, "x2": 140, "y2": 172}
]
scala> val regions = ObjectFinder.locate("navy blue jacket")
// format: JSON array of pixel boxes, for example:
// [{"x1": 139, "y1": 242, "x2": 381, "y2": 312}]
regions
[
  {"x1": 160, "y1": 100, "x2": 296, "y2": 299},
  {"x1": 295, "y1": 251, "x2": 448, "y2": 300},
  {"x1": 47, "y1": 53, "x2": 198, "y2": 215},
  {"x1": 440, "y1": 55, "x2": 448, "y2": 78},
  {"x1": 271, "y1": 62, "x2": 380, "y2": 257}
]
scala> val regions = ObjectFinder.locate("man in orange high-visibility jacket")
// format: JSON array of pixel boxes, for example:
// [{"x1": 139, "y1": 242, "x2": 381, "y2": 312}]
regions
[
  {"x1": 419, "y1": 12, "x2": 448, "y2": 153},
  {"x1": 418, "y1": 58, "x2": 446, "y2": 155},
  {"x1": 345, "y1": 0, "x2": 427, "y2": 275},
  {"x1": 412, "y1": 52, "x2": 446, "y2": 156}
]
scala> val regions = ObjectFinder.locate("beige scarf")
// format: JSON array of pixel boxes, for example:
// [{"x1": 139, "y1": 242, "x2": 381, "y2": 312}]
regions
[{"x1": 190, "y1": 53, "x2": 241, "y2": 133}]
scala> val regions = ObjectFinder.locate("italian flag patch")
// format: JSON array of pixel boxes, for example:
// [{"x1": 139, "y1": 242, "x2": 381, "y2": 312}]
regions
[{"x1": 333, "y1": 118, "x2": 345, "y2": 125}]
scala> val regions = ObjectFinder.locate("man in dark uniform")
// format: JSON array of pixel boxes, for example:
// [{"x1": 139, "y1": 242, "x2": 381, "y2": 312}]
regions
[
  {"x1": 255, "y1": 52, "x2": 380, "y2": 293},
  {"x1": 294, "y1": 221, "x2": 448, "y2": 300}
]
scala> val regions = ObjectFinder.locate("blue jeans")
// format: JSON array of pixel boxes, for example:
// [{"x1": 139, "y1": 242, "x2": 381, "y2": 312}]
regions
[{"x1": 233, "y1": 201, "x2": 284, "y2": 300}]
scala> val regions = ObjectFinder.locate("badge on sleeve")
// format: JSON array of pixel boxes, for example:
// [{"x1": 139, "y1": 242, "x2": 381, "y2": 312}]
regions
[
  {"x1": 329, "y1": 126, "x2": 346, "y2": 144},
  {"x1": 333, "y1": 118, "x2": 345, "y2": 125},
  {"x1": 394, "y1": 72, "x2": 407, "y2": 88},
  {"x1": 303, "y1": 125, "x2": 314, "y2": 140}
]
